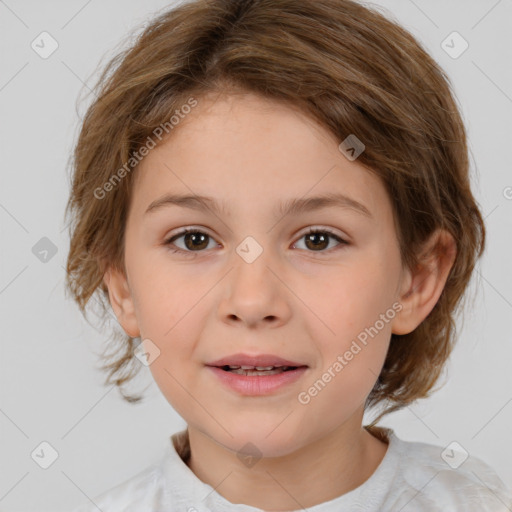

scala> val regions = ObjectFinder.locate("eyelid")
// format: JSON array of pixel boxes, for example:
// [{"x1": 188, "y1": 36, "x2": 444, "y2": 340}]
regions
[
  {"x1": 167, "y1": 226, "x2": 217, "y2": 242},
  {"x1": 165, "y1": 225, "x2": 347, "y2": 241},
  {"x1": 298, "y1": 225, "x2": 347, "y2": 240}
]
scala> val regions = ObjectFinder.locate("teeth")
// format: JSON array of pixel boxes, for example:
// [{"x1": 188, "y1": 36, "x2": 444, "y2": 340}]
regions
[
  {"x1": 229, "y1": 367, "x2": 287, "y2": 376},
  {"x1": 223, "y1": 364, "x2": 297, "y2": 373},
  {"x1": 224, "y1": 365, "x2": 294, "y2": 375},
  {"x1": 237, "y1": 365, "x2": 285, "y2": 370}
]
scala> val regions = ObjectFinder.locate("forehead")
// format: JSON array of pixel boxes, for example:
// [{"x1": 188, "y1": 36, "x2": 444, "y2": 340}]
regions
[{"x1": 132, "y1": 92, "x2": 389, "y2": 221}]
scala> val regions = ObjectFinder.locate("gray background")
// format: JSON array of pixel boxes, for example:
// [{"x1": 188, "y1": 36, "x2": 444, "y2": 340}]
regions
[{"x1": 0, "y1": 0, "x2": 511, "y2": 510}]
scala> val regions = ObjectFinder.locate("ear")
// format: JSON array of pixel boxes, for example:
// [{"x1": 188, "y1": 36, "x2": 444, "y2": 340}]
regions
[
  {"x1": 391, "y1": 229, "x2": 457, "y2": 336},
  {"x1": 103, "y1": 266, "x2": 141, "y2": 338}
]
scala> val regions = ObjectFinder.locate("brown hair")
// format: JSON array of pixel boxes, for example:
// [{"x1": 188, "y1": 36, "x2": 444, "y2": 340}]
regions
[{"x1": 64, "y1": 0, "x2": 486, "y2": 421}]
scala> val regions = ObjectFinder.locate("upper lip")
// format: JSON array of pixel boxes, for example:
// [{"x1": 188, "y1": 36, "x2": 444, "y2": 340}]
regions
[{"x1": 206, "y1": 353, "x2": 308, "y2": 368}]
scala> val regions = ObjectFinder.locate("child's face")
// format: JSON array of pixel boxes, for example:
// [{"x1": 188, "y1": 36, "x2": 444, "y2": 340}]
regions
[{"x1": 109, "y1": 92, "x2": 412, "y2": 456}]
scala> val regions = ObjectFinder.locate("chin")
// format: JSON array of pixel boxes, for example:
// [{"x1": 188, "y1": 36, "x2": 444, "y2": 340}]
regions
[{"x1": 208, "y1": 423, "x2": 307, "y2": 459}]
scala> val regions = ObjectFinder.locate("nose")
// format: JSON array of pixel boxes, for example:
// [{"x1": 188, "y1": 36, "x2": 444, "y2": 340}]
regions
[{"x1": 217, "y1": 248, "x2": 292, "y2": 329}]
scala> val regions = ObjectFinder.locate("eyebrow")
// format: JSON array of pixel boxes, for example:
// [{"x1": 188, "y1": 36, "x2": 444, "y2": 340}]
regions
[{"x1": 144, "y1": 192, "x2": 373, "y2": 219}]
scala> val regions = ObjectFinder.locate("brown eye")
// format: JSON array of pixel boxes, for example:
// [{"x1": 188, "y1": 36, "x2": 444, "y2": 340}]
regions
[
  {"x1": 294, "y1": 228, "x2": 347, "y2": 253},
  {"x1": 164, "y1": 227, "x2": 348, "y2": 256},
  {"x1": 304, "y1": 232, "x2": 329, "y2": 251},
  {"x1": 182, "y1": 231, "x2": 209, "y2": 251},
  {"x1": 165, "y1": 229, "x2": 217, "y2": 253}
]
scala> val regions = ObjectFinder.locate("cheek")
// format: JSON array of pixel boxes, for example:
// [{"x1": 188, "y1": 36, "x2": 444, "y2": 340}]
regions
[
  {"x1": 128, "y1": 250, "x2": 214, "y2": 357},
  {"x1": 303, "y1": 261, "x2": 397, "y2": 344},
  {"x1": 299, "y1": 296, "x2": 392, "y2": 424},
  {"x1": 136, "y1": 298, "x2": 210, "y2": 420},
  {"x1": 298, "y1": 258, "x2": 396, "y2": 397},
  {"x1": 128, "y1": 250, "x2": 207, "y2": 337}
]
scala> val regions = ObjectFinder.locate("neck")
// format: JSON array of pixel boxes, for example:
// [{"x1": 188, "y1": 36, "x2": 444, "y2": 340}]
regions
[{"x1": 182, "y1": 419, "x2": 389, "y2": 511}]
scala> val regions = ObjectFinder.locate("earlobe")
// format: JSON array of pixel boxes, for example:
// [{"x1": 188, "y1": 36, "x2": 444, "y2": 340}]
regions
[
  {"x1": 391, "y1": 229, "x2": 457, "y2": 336},
  {"x1": 103, "y1": 267, "x2": 141, "y2": 338}
]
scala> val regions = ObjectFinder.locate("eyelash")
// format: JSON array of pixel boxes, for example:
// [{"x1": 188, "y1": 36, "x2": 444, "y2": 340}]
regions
[{"x1": 163, "y1": 227, "x2": 348, "y2": 256}]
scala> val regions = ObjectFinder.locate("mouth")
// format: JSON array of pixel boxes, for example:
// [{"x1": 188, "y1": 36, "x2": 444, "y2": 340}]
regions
[
  {"x1": 215, "y1": 365, "x2": 304, "y2": 376},
  {"x1": 205, "y1": 353, "x2": 309, "y2": 395},
  {"x1": 206, "y1": 352, "x2": 308, "y2": 370}
]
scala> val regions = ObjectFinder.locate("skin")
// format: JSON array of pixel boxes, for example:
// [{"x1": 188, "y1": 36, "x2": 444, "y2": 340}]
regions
[{"x1": 104, "y1": 91, "x2": 456, "y2": 510}]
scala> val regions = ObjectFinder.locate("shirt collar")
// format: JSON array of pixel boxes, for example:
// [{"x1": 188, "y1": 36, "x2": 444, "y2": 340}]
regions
[{"x1": 157, "y1": 425, "x2": 401, "y2": 511}]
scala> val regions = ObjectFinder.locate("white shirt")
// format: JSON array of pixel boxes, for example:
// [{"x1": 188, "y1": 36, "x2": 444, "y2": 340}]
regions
[{"x1": 72, "y1": 427, "x2": 512, "y2": 511}]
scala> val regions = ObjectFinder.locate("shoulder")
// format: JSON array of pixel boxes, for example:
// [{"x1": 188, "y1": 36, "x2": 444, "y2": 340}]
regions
[
  {"x1": 71, "y1": 430, "x2": 192, "y2": 512},
  {"x1": 384, "y1": 431, "x2": 512, "y2": 512},
  {"x1": 71, "y1": 463, "x2": 164, "y2": 512}
]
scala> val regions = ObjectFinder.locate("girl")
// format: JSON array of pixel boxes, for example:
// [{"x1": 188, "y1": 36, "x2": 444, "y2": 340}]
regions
[{"x1": 66, "y1": 0, "x2": 512, "y2": 510}]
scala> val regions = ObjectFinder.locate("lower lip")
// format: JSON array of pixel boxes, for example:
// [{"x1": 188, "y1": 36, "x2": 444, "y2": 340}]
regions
[{"x1": 206, "y1": 366, "x2": 308, "y2": 395}]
